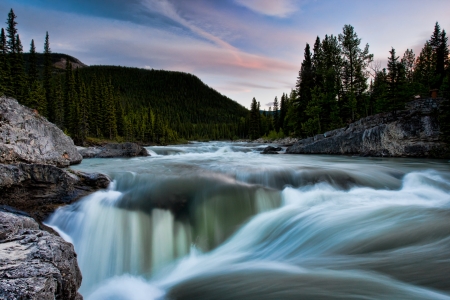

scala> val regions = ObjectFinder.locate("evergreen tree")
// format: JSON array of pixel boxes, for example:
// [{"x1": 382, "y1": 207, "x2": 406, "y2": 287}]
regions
[
  {"x1": 0, "y1": 28, "x2": 9, "y2": 95},
  {"x1": 371, "y1": 69, "x2": 389, "y2": 113},
  {"x1": 273, "y1": 96, "x2": 279, "y2": 132},
  {"x1": 9, "y1": 34, "x2": 26, "y2": 102},
  {"x1": 28, "y1": 39, "x2": 38, "y2": 84},
  {"x1": 402, "y1": 49, "x2": 415, "y2": 83},
  {"x1": 52, "y1": 78, "x2": 64, "y2": 128},
  {"x1": 279, "y1": 93, "x2": 287, "y2": 132},
  {"x1": 414, "y1": 41, "x2": 435, "y2": 95},
  {"x1": 5, "y1": 9, "x2": 17, "y2": 54},
  {"x1": 249, "y1": 97, "x2": 259, "y2": 139},
  {"x1": 27, "y1": 81, "x2": 46, "y2": 113},
  {"x1": 43, "y1": 32, "x2": 53, "y2": 120},
  {"x1": 387, "y1": 47, "x2": 407, "y2": 113},
  {"x1": 295, "y1": 43, "x2": 314, "y2": 137},
  {"x1": 339, "y1": 24, "x2": 373, "y2": 121}
]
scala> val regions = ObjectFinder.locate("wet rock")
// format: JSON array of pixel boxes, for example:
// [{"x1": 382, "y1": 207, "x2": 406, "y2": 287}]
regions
[
  {"x1": 0, "y1": 211, "x2": 82, "y2": 300},
  {"x1": 0, "y1": 163, "x2": 110, "y2": 223},
  {"x1": 287, "y1": 99, "x2": 443, "y2": 157},
  {"x1": 78, "y1": 142, "x2": 149, "y2": 158},
  {"x1": 0, "y1": 96, "x2": 82, "y2": 167},
  {"x1": 261, "y1": 146, "x2": 282, "y2": 154}
]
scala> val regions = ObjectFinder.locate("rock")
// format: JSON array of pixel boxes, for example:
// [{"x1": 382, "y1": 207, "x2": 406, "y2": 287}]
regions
[
  {"x1": 252, "y1": 137, "x2": 299, "y2": 146},
  {"x1": 287, "y1": 98, "x2": 443, "y2": 157},
  {"x1": 0, "y1": 211, "x2": 82, "y2": 300},
  {"x1": 261, "y1": 146, "x2": 282, "y2": 154},
  {"x1": 78, "y1": 142, "x2": 150, "y2": 158},
  {"x1": 0, "y1": 96, "x2": 82, "y2": 167},
  {"x1": 0, "y1": 163, "x2": 110, "y2": 223}
]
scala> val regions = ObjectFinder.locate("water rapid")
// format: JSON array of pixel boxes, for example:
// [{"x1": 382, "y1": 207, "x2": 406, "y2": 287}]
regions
[{"x1": 46, "y1": 142, "x2": 450, "y2": 299}]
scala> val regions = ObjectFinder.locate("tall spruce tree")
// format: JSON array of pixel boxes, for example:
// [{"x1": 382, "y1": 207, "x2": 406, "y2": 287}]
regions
[
  {"x1": 338, "y1": 25, "x2": 373, "y2": 121},
  {"x1": 28, "y1": 39, "x2": 38, "y2": 84},
  {"x1": 249, "y1": 97, "x2": 259, "y2": 140},
  {"x1": 273, "y1": 96, "x2": 279, "y2": 132},
  {"x1": 295, "y1": 43, "x2": 314, "y2": 137},
  {"x1": 387, "y1": 47, "x2": 407, "y2": 113},
  {"x1": 5, "y1": 9, "x2": 17, "y2": 54},
  {"x1": 0, "y1": 28, "x2": 9, "y2": 95},
  {"x1": 43, "y1": 32, "x2": 53, "y2": 120}
]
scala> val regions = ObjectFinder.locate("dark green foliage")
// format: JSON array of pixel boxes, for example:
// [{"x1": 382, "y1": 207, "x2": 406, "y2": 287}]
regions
[
  {"x1": 339, "y1": 24, "x2": 373, "y2": 121},
  {"x1": 0, "y1": 28, "x2": 10, "y2": 95},
  {"x1": 5, "y1": 9, "x2": 17, "y2": 53},
  {"x1": 387, "y1": 47, "x2": 408, "y2": 114},
  {"x1": 273, "y1": 96, "x2": 279, "y2": 131},
  {"x1": 28, "y1": 39, "x2": 38, "y2": 84},
  {"x1": 249, "y1": 97, "x2": 259, "y2": 140},
  {"x1": 43, "y1": 32, "x2": 52, "y2": 120},
  {"x1": 295, "y1": 43, "x2": 313, "y2": 137}
]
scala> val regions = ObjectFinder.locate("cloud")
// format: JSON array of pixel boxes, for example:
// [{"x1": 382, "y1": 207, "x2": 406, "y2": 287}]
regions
[
  {"x1": 234, "y1": 0, "x2": 298, "y2": 18},
  {"x1": 265, "y1": 102, "x2": 274, "y2": 107}
]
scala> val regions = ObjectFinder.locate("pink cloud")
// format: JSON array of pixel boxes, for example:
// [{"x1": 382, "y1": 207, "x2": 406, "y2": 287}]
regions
[{"x1": 234, "y1": 0, "x2": 298, "y2": 18}]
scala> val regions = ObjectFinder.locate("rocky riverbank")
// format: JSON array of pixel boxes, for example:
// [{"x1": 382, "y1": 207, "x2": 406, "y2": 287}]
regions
[
  {"x1": 287, "y1": 98, "x2": 444, "y2": 157},
  {"x1": 0, "y1": 96, "x2": 82, "y2": 167},
  {"x1": 0, "y1": 211, "x2": 82, "y2": 299},
  {"x1": 0, "y1": 96, "x2": 110, "y2": 299}
]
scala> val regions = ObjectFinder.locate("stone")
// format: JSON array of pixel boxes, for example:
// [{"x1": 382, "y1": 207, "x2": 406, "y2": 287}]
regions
[
  {"x1": 0, "y1": 96, "x2": 82, "y2": 167},
  {"x1": 0, "y1": 211, "x2": 82, "y2": 300},
  {"x1": 0, "y1": 163, "x2": 110, "y2": 223},
  {"x1": 261, "y1": 146, "x2": 283, "y2": 154},
  {"x1": 287, "y1": 99, "x2": 443, "y2": 157},
  {"x1": 78, "y1": 142, "x2": 150, "y2": 158}
]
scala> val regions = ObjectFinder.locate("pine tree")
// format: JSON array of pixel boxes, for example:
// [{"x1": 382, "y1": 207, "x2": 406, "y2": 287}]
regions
[
  {"x1": 9, "y1": 34, "x2": 26, "y2": 102},
  {"x1": 279, "y1": 93, "x2": 287, "y2": 132},
  {"x1": 414, "y1": 41, "x2": 435, "y2": 95},
  {"x1": 5, "y1": 9, "x2": 17, "y2": 54},
  {"x1": 249, "y1": 97, "x2": 259, "y2": 140},
  {"x1": 0, "y1": 28, "x2": 9, "y2": 95},
  {"x1": 273, "y1": 96, "x2": 279, "y2": 132},
  {"x1": 387, "y1": 47, "x2": 404, "y2": 113},
  {"x1": 28, "y1": 39, "x2": 38, "y2": 84},
  {"x1": 339, "y1": 25, "x2": 373, "y2": 121},
  {"x1": 43, "y1": 32, "x2": 53, "y2": 119},
  {"x1": 295, "y1": 43, "x2": 314, "y2": 137}
]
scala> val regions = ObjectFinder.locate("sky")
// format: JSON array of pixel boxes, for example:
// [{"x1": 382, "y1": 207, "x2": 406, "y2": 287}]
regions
[{"x1": 0, "y1": 0, "x2": 449, "y2": 109}]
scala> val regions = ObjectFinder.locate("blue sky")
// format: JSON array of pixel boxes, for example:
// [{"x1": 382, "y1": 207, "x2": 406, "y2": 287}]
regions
[{"x1": 1, "y1": 0, "x2": 449, "y2": 109}]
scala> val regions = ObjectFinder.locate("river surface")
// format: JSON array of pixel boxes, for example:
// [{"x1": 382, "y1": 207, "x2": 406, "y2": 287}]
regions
[{"x1": 46, "y1": 142, "x2": 450, "y2": 299}]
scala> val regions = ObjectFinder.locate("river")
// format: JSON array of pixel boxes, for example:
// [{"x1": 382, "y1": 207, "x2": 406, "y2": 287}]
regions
[{"x1": 46, "y1": 141, "x2": 450, "y2": 299}]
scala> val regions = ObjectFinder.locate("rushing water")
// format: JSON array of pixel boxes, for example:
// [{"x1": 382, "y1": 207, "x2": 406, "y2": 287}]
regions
[{"x1": 46, "y1": 142, "x2": 450, "y2": 299}]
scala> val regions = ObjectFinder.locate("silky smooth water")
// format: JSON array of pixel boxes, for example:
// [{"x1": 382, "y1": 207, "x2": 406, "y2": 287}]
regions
[{"x1": 46, "y1": 142, "x2": 450, "y2": 299}]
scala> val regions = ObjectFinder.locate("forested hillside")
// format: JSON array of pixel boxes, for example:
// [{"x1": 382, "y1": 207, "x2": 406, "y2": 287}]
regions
[{"x1": 0, "y1": 9, "x2": 249, "y2": 145}]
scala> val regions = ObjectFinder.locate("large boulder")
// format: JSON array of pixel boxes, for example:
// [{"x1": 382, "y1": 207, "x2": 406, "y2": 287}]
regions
[
  {"x1": 0, "y1": 211, "x2": 82, "y2": 300},
  {"x1": 0, "y1": 163, "x2": 110, "y2": 223},
  {"x1": 78, "y1": 142, "x2": 149, "y2": 158},
  {"x1": 0, "y1": 96, "x2": 82, "y2": 167},
  {"x1": 287, "y1": 98, "x2": 443, "y2": 157}
]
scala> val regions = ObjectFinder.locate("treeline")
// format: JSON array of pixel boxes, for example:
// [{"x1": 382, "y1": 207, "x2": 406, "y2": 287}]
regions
[
  {"x1": 0, "y1": 9, "x2": 250, "y2": 145},
  {"x1": 249, "y1": 23, "x2": 450, "y2": 139}
]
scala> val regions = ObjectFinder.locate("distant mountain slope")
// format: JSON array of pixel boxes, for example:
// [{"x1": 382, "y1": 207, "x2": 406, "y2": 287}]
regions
[
  {"x1": 23, "y1": 53, "x2": 86, "y2": 75},
  {"x1": 78, "y1": 66, "x2": 248, "y2": 125}
]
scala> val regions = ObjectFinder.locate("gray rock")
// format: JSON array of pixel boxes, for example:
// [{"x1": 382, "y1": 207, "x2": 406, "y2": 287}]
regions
[
  {"x1": 0, "y1": 211, "x2": 82, "y2": 300},
  {"x1": 0, "y1": 96, "x2": 82, "y2": 167},
  {"x1": 261, "y1": 146, "x2": 282, "y2": 154},
  {"x1": 0, "y1": 163, "x2": 110, "y2": 223},
  {"x1": 78, "y1": 142, "x2": 150, "y2": 158},
  {"x1": 287, "y1": 99, "x2": 443, "y2": 157}
]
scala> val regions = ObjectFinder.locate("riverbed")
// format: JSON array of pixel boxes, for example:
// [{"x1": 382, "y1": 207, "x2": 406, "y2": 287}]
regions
[{"x1": 46, "y1": 142, "x2": 450, "y2": 299}]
